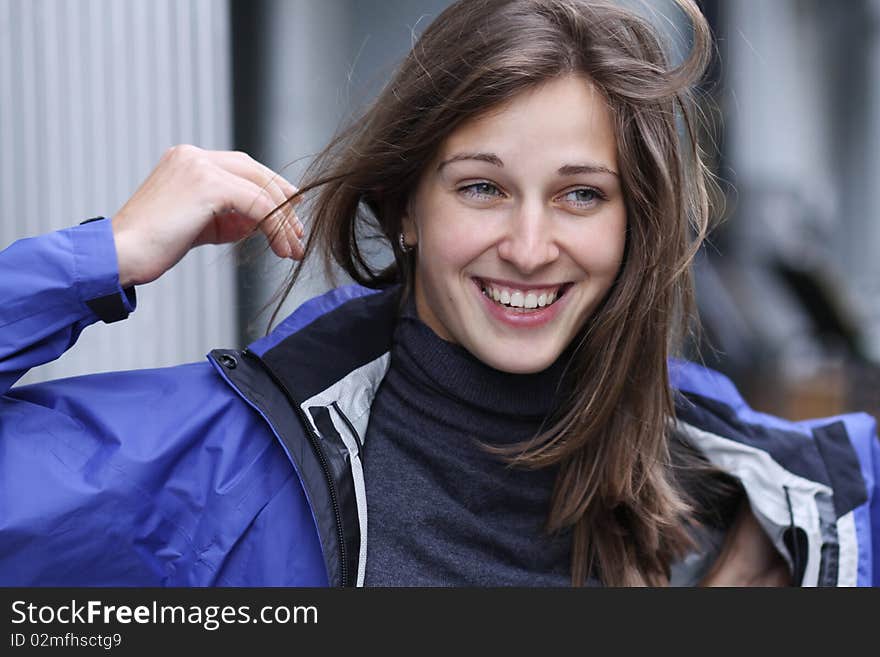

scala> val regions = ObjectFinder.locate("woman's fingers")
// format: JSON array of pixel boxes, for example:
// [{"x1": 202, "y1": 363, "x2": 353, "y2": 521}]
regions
[
  {"x1": 218, "y1": 174, "x2": 304, "y2": 259},
  {"x1": 209, "y1": 150, "x2": 305, "y2": 238},
  {"x1": 111, "y1": 145, "x2": 307, "y2": 288},
  {"x1": 190, "y1": 149, "x2": 305, "y2": 258}
]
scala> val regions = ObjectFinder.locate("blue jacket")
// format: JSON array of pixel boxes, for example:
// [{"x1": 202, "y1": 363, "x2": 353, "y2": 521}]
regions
[{"x1": 1, "y1": 218, "x2": 878, "y2": 586}]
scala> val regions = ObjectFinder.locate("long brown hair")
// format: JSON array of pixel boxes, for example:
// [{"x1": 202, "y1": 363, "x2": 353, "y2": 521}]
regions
[{"x1": 257, "y1": 0, "x2": 728, "y2": 586}]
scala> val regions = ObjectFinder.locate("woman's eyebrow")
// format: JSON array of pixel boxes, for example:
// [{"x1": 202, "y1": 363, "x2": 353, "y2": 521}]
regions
[
  {"x1": 437, "y1": 152, "x2": 503, "y2": 171},
  {"x1": 437, "y1": 152, "x2": 618, "y2": 177},
  {"x1": 558, "y1": 163, "x2": 619, "y2": 178}
]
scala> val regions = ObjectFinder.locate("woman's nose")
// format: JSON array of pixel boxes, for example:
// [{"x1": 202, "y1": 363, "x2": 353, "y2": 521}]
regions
[{"x1": 496, "y1": 202, "x2": 560, "y2": 275}]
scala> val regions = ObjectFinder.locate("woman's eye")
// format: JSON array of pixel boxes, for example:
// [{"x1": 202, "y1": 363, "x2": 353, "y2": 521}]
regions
[
  {"x1": 561, "y1": 188, "x2": 604, "y2": 208},
  {"x1": 459, "y1": 182, "x2": 503, "y2": 200}
]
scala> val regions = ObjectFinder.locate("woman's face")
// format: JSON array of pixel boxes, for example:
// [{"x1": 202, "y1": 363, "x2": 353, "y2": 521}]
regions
[{"x1": 403, "y1": 74, "x2": 627, "y2": 374}]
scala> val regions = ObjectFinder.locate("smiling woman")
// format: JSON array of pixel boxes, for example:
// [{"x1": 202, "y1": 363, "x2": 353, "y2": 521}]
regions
[
  {"x1": 276, "y1": 0, "x2": 728, "y2": 586},
  {"x1": 402, "y1": 75, "x2": 627, "y2": 374},
  {"x1": 1, "y1": 0, "x2": 878, "y2": 588}
]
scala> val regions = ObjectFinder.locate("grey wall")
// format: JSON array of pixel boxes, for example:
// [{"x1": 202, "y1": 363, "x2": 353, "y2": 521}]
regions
[
  {"x1": 1, "y1": 0, "x2": 455, "y2": 384},
  {"x1": 719, "y1": 0, "x2": 880, "y2": 367},
  {"x1": 1, "y1": 0, "x2": 237, "y2": 384},
  {"x1": 233, "y1": 0, "x2": 452, "y2": 342}
]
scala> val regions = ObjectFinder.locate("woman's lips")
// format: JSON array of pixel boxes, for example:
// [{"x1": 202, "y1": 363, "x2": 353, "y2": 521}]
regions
[{"x1": 472, "y1": 277, "x2": 572, "y2": 328}]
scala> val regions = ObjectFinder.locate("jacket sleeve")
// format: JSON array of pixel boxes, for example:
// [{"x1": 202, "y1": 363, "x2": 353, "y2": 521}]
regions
[
  {"x1": 0, "y1": 220, "x2": 315, "y2": 586},
  {"x1": 0, "y1": 219, "x2": 160, "y2": 584},
  {"x1": 0, "y1": 217, "x2": 136, "y2": 395}
]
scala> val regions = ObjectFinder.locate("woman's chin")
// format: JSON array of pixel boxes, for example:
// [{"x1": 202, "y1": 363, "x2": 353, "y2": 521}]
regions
[{"x1": 466, "y1": 340, "x2": 563, "y2": 375}]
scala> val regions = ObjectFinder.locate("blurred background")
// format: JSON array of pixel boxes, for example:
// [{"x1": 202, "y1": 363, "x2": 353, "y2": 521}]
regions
[{"x1": 1, "y1": 0, "x2": 878, "y2": 424}]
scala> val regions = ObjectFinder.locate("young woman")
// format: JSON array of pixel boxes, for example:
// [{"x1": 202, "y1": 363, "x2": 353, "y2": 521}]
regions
[{"x1": 1, "y1": 0, "x2": 877, "y2": 587}]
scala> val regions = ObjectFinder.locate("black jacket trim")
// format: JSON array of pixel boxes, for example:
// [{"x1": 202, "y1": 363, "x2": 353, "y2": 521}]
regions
[
  {"x1": 310, "y1": 405, "x2": 360, "y2": 583},
  {"x1": 85, "y1": 287, "x2": 136, "y2": 324},
  {"x1": 79, "y1": 216, "x2": 136, "y2": 324},
  {"x1": 812, "y1": 421, "x2": 869, "y2": 518}
]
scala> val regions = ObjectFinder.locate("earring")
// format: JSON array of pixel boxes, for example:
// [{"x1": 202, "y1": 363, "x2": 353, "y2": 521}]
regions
[{"x1": 399, "y1": 232, "x2": 411, "y2": 254}]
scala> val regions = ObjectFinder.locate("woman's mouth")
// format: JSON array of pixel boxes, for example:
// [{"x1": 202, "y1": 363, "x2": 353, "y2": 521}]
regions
[
  {"x1": 472, "y1": 277, "x2": 574, "y2": 327},
  {"x1": 476, "y1": 278, "x2": 572, "y2": 310}
]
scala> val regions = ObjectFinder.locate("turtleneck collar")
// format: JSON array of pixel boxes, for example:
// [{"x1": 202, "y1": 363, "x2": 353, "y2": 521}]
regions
[{"x1": 392, "y1": 290, "x2": 578, "y2": 421}]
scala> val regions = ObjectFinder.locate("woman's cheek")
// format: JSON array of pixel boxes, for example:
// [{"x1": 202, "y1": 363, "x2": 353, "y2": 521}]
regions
[
  {"x1": 429, "y1": 215, "x2": 485, "y2": 260},
  {"x1": 578, "y1": 214, "x2": 627, "y2": 273}
]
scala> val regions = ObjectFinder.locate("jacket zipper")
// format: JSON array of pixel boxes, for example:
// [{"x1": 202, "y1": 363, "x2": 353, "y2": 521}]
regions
[{"x1": 240, "y1": 348, "x2": 350, "y2": 587}]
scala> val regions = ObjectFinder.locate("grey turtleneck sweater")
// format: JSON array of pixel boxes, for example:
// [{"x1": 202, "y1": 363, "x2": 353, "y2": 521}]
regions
[
  {"x1": 362, "y1": 292, "x2": 579, "y2": 586},
  {"x1": 359, "y1": 292, "x2": 727, "y2": 586}
]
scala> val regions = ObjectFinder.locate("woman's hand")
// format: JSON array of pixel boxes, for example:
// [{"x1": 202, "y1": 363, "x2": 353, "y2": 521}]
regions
[
  {"x1": 110, "y1": 145, "x2": 304, "y2": 287},
  {"x1": 699, "y1": 499, "x2": 793, "y2": 587}
]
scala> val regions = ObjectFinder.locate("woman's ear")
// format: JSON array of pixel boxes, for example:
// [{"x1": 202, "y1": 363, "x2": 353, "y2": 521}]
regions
[{"x1": 400, "y1": 200, "x2": 418, "y2": 248}]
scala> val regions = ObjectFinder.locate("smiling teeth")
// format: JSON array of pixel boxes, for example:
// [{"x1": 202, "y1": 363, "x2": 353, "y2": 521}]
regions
[{"x1": 480, "y1": 281, "x2": 562, "y2": 309}]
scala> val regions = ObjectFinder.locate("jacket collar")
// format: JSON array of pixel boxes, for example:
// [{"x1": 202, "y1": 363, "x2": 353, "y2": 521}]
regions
[{"x1": 248, "y1": 283, "x2": 400, "y2": 416}]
